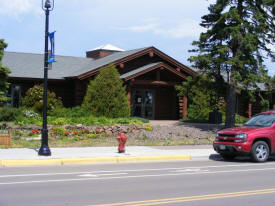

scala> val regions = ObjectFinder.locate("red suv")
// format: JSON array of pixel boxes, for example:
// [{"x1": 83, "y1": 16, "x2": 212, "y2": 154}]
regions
[{"x1": 213, "y1": 110, "x2": 275, "y2": 162}]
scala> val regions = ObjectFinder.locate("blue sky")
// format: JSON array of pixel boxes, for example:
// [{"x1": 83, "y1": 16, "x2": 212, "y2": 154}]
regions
[{"x1": 0, "y1": 0, "x2": 274, "y2": 76}]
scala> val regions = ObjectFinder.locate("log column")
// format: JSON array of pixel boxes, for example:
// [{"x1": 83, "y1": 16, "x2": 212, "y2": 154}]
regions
[
  {"x1": 127, "y1": 86, "x2": 131, "y2": 106},
  {"x1": 248, "y1": 103, "x2": 252, "y2": 119},
  {"x1": 183, "y1": 95, "x2": 188, "y2": 120}
]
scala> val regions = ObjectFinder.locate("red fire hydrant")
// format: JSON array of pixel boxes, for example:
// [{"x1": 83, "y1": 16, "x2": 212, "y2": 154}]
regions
[{"x1": 117, "y1": 133, "x2": 128, "y2": 153}]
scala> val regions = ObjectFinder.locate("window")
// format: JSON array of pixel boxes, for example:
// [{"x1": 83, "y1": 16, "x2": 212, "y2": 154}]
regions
[{"x1": 11, "y1": 85, "x2": 21, "y2": 108}]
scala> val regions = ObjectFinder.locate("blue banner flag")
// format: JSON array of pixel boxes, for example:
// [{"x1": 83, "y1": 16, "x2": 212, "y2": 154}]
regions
[{"x1": 48, "y1": 31, "x2": 56, "y2": 63}]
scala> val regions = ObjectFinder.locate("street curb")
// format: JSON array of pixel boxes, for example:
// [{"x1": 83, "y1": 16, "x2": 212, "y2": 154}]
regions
[{"x1": 0, "y1": 155, "x2": 191, "y2": 166}]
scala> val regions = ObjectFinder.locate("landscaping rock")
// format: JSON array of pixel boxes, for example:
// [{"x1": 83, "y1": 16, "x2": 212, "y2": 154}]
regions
[{"x1": 76, "y1": 124, "x2": 83, "y2": 128}]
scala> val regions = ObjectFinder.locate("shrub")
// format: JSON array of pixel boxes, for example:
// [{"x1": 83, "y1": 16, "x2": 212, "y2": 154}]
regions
[
  {"x1": 48, "y1": 107, "x2": 67, "y2": 118},
  {"x1": 260, "y1": 99, "x2": 270, "y2": 112},
  {"x1": 51, "y1": 126, "x2": 65, "y2": 136},
  {"x1": 14, "y1": 115, "x2": 42, "y2": 126},
  {"x1": 70, "y1": 106, "x2": 92, "y2": 118},
  {"x1": 21, "y1": 110, "x2": 40, "y2": 118},
  {"x1": 0, "y1": 107, "x2": 20, "y2": 121},
  {"x1": 129, "y1": 117, "x2": 149, "y2": 124},
  {"x1": 82, "y1": 64, "x2": 130, "y2": 118},
  {"x1": 235, "y1": 115, "x2": 248, "y2": 124},
  {"x1": 175, "y1": 75, "x2": 225, "y2": 121},
  {"x1": 48, "y1": 106, "x2": 92, "y2": 118},
  {"x1": 51, "y1": 117, "x2": 67, "y2": 125},
  {"x1": 144, "y1": 124, "x2": 153, "y2": 131},
  {"x1": 22, "y1": 84, "x2": 63, "y2": 113},
  {"x1": 87, "y1": 133, "x2": 98, "y2": 139}
]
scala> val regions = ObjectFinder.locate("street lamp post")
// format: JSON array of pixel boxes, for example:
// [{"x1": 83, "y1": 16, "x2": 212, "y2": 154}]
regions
[{"x1": 39, "y1": 0, "x2": 54, "y2": 156}]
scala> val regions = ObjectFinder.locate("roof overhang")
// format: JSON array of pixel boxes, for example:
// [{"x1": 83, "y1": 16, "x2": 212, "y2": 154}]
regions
[
  {"x1": 77, "y1": 46, "x2": 197, "y2": 80},
  {"x1": 120, "y1": 62, "x2": 187, "y2": 81}
]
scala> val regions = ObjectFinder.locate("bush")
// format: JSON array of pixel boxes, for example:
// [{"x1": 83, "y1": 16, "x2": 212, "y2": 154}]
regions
[
  {"x1": 176, "y1": 75, "x2": 225, "y2": 121},
  {"x1": 48, "y1": 106, "x2": 92, "y2": 118},
  {"x1": 235, "y1": 114, "x2": 248, "y2": 124},
  {"x1": 144, "y1": 124, "x2": 153, "y2": 131},
  {"x1": 14, "y1": 115, "x2": 42, "y2": 126},
  {"x1": 51, "y1": 117, "x2": 67, "y2": 125},
  {"x1": 22, "y1": 84, "x2": 63, "y2": 113},
  {"x1": 70, "y1": 106, "x2": 92, "y2": 118},
  {"x1": 82, "y1": 64, "x2": 130, "y2": 118},
  {"x1": 51, "y1": 126, "x2": 65, "y2": 136},
  {"x1": 129, "y1": 117, "x2": 149, "y2": 123},
  {"x1": 0, "y1": 107, "x2": 20, "y2": 121},
  {"x1": 21, "y1": 110, "x2": 40, "y2": 118}
]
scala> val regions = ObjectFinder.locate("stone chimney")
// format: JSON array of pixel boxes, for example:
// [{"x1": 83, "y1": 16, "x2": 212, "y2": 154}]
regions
[{"x1": 86, "y1": 44, "x2": 124, "y2": 60}]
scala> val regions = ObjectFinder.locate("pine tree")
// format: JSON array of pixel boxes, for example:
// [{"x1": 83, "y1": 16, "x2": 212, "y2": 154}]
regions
[
  {"x1": 0, "y1": 39, "x2": 11, "y2": 106},
  {"x1": 189, "y1": 0, "x2": 274, "y2": 128},
  {"x1": 82, "y1": 64, "x2": 130, "y2": 118}
]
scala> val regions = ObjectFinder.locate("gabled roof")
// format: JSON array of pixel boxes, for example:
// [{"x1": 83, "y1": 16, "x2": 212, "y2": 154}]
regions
[
  {"x1": 3, "y1": 47, "x2": 148, "y2": 80},
  {"x1": 2, "y1": 52, "x2": 91, "y2": 80},
  {"x1": 3, "y1": 46, "x2": 196, "y2": 80},
  {"x1": 72, "y1": 47, "x2": 148, "y2": 78},
  {"x1": 120, "y1": 62, "x2": 160, "y2": 79},
  {"x1": 120, "y1": 62, "x2": 187, "y2": 81},
  {"x1": 77, "y1": 46, "x2": 197, "y2": 80}
]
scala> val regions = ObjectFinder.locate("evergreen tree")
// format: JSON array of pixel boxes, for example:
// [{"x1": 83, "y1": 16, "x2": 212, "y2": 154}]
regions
[
  {"x1": 175, "y1": 75, "x2": 226, "y2": 121},
  {"x1": 189, "y1": 0, "x2": 274, "y2": 127},
  {"x1": 82, "y1": 64, "x2": 130, "y2": 118},
  {"x1": 0, "y1": 39, "x2": 11, "y2": 106}
]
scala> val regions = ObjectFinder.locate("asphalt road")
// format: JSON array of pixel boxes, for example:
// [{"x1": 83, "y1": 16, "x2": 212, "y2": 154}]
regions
[{"x1": 1, "y1": 157, "x2": 275, "y2": 206}]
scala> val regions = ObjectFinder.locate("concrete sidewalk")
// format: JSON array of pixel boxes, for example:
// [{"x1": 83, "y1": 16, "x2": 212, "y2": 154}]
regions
[{"x1": 0, "y1": 145, "x2": 217, "y2": 166}]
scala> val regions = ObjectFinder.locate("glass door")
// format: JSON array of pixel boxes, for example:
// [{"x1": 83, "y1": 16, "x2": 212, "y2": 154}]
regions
[{"x1": 132, "y1": 89, "x2": 154, "y2": 119}]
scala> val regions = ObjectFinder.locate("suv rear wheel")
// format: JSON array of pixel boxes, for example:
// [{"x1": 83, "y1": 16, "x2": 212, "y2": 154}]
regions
[{"x1": 250, "y1": 141, "x2": 270, "y2": 162}]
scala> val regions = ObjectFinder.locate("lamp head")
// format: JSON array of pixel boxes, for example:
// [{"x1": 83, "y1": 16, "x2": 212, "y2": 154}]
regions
[
  {"x1": 45, "y1": 0, "x2": 51, "y2": 8},
  {"x1": 42, "y1": 0, "x2": 54, "y2": 11}
]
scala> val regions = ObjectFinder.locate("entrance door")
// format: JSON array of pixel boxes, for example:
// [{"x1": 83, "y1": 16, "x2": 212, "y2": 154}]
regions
[{"x1": 132, "y1": 89, "x2": 154, "y2": 119}]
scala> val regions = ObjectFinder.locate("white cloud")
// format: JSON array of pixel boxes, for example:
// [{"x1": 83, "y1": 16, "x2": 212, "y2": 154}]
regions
[
  {"x1": 118, "y1": 23, "x2": 159, "y2": 33},
  {"x1": 0, "y1": 0, "x2": 42, "y2": 18},
  {"x1": 155, "y1": 20, "x2": 205, "y2": 39},
  {"x1": 117, "y1": 19, "x2": 204, "y2": 39}
]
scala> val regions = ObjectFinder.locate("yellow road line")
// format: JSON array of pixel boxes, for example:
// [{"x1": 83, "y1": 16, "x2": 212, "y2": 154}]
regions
[{"x1": 91, "y1": 188, "x2": 275, "y2": 206}]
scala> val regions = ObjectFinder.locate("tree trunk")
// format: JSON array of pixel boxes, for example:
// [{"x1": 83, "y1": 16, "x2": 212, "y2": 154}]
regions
[{"x1": 225, "y1": 83, "x2": 236, "y2": 128}]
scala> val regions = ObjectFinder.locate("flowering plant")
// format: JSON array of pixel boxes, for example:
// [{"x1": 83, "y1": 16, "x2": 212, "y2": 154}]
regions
[
  {"x1": 64, "y1": 130, "x2": 71, "y2": 136},
  {"x1": 22, "y1": 110, "x2": 39, "y2": 118},
  {"x1": 29, "y1": 128, "x2": 39, "y2": 136}
]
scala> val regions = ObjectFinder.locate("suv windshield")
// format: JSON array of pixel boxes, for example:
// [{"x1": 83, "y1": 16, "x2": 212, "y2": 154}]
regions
[{"x1": 244, "y1": 114, "x2": 275, "y2": 127}]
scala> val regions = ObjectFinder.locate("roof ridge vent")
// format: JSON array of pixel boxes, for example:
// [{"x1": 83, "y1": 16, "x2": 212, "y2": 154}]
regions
[
  {"x1": 86, "y1": 44, "x2": 125, "y2": 60},
  {"x1": 91, "y1": 44, "x2": 125, "y2": 52}
]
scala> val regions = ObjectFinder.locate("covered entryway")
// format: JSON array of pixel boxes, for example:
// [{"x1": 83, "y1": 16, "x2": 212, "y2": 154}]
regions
[
  {"x1": 130, "y1": 85, "x2": 179, "y2": 120},
  {"x1": 122, "y1": 63, "x2": 188, "y2": 120},
  {"x1": 132, "y1": 89, "x2": 154, "y2": 119},
  {"x1": 117, "y1": 49, "x2": 195, "y2": 120}
]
